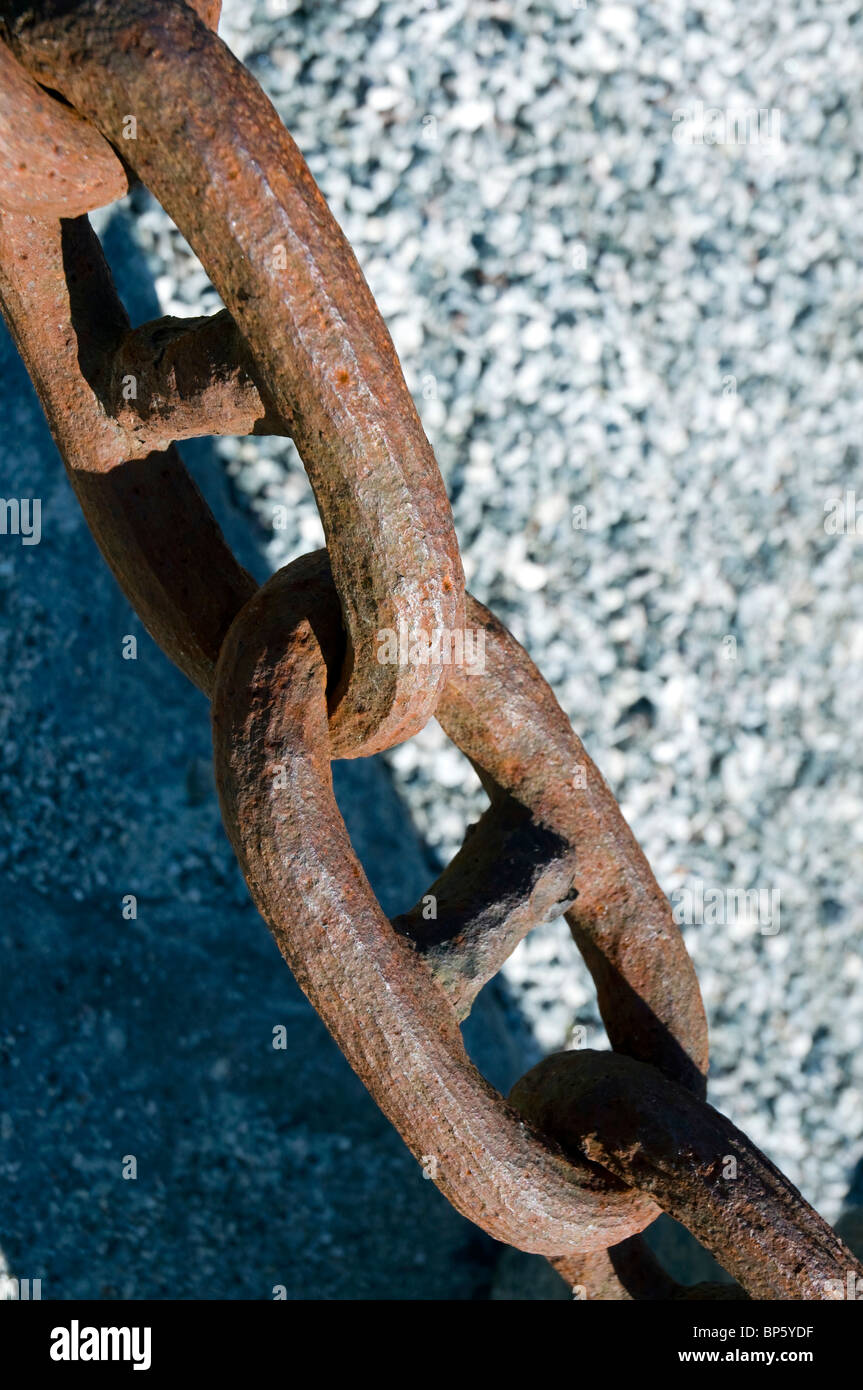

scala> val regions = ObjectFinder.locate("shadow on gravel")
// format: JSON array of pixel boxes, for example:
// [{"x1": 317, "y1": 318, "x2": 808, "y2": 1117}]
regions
[
  {"x1": 3, "y1": 204, "x2": 855, "y2": 1302},
  {"x1": 0, "y1": 203, "x2": 541, "y2": 1300}
]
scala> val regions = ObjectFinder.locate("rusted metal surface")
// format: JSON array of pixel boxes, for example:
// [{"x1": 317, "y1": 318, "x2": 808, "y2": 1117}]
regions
[
  {"x1": 511, "y1": 1050, "x2": 863, "y2": 1300},
  {"x1": 0, "y1": 40, "x2": 129, "y2": 217},
  {"x1": 1, "y1": 0, "x2": 465, "y2": 759},
  {"x1": 0, "y1": 0, "x2": 858, "y2": 1300},
  {"x1": 436, "y1": 595, "x2": 708, "y2": 1097},
  {"x1": 212, "y1": 550, "x2": 660, "y2": 1256},
  {"x1": 552, "y1": 1239, "x2": 745, "y2": 1301},
  {"x1": 0, "y1": 5, "x2": 220, "y2": 218},
  {"x1": 211, "y1": 555, "x2": 861, "y2": 1291},
  {"x1": 0, "y1": 211, "x2": 255, "y2": 693},
  {"x1": 108, "y1": 310, "x2": 288, "y2": 455}
]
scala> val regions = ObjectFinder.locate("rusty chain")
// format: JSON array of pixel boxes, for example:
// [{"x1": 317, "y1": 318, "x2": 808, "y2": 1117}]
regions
[{"x1": 0, "y1": 0, "x2": 859, "y2": 1301}]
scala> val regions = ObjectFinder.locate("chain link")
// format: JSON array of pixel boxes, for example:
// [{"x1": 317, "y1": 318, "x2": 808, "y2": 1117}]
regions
[{"x1": 0, "y1": 0, "x2": 859, "y2": 1300}]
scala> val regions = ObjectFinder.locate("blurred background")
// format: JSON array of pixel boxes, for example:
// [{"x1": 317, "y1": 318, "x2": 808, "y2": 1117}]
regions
[{"x1": 0, "y1": 0, "x2": 861, "y2": 1297}]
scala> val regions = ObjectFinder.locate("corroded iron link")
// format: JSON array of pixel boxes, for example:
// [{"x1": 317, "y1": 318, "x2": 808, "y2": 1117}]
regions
[
  {"x1": 0, "y1": 212, "x2": 256, "y2": 694},
  {"x1": 0, "y1": 3, "x2": 220, "y2": 217},
  {"x1": 0, "y1": 0, "x2": 859, "y2": 1300},
  {"x1": 512, "y1": 1051, "x2": 863, "y2": 1300},
  {"x1": 1, "y1": 0, "x2": 466, "y2": 759}
]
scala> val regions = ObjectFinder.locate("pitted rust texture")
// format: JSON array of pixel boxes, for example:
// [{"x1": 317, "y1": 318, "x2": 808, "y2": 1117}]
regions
[
  {"x1": 107, "y1": 310, "x2": 288, "y2": 456},
  {"x1": 511, "y1": 1050, "x2": 863, "y2": 1300},
  {"x1": 1, "y1": 0, "x2": 466, "y2": 760},
  {"x1": 0, "y1": 40, "x2": 129, "y2": 217},
  {"x1": 0, "y1": 5, "x2": 219, "y2": 218}
]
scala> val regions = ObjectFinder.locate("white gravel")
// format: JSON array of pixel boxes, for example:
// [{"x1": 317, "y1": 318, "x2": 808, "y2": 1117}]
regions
[{"x1": 108, "y1": 0, "x2": 863, "y2": 1225}]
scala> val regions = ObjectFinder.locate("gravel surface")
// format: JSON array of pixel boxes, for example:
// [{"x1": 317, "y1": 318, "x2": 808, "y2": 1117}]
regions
[{"x1": 2, "y1": 0, "x2": 861, "y2": 1295}]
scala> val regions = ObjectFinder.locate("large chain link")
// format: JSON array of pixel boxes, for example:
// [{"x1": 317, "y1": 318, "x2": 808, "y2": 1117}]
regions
[{"x1": 0, "y1": 0, "x2": 859, "y2": 1300}]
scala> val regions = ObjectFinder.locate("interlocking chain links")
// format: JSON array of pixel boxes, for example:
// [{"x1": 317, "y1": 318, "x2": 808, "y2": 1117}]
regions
[
  {"x1": 0, "y1": 0, "x2": 465, "y2": 759},
  {"x1": 211, "y1": 555, "x2": 863, "y2": 1294},
  {"x1": 512, "y1": 1053, "x2": 861, "y2": 1301},
  {"x1": 0, "y1": 1, "x2": 860, "y2": 1300},
  {"x1": 212, "y1": 549, "x2": 707, "y2": 1255}
]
